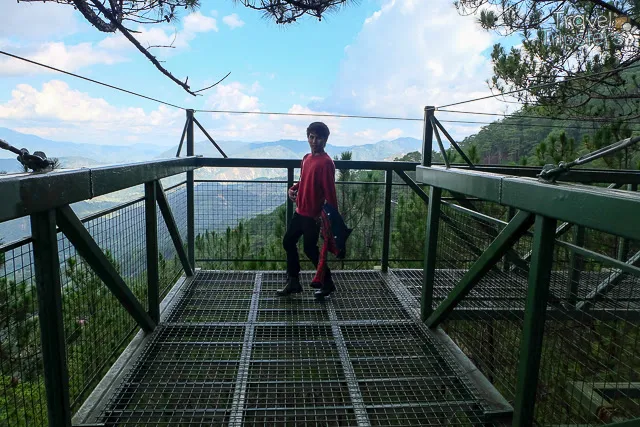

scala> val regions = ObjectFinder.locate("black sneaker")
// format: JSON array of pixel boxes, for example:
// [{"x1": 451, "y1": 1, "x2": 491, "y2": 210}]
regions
[
  {"x1": 276, "y1": 276, "x2": 302, "y2": 296},
  {"x1": 314, "y1": 280, "x2": 336, "y2": 299},
  {"x1": 311, "y1": 277, "x2": 333, "y2": 289}
]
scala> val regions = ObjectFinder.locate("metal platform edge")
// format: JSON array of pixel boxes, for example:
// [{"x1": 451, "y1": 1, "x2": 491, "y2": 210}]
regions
[
  {"x1": 71, "y1": 271, "x2": 195, "y2": 426},
  {"x1": 385, "y1": 269, "x2": 514, "y2": 425}
]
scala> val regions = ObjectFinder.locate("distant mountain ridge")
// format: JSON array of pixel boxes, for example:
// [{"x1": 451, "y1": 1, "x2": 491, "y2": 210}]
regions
[
  {"x1": 0, "y1": 126, "x2": 421, "y2": 181},
  {"x1": 0, "y1": 127, "x2": 167, "y2": 164},
  {"x1": 1, "y1": 127, "x2": 422, "y2": 165}
]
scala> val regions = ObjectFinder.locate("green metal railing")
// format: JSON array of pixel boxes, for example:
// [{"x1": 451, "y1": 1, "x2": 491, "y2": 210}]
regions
[
  {"x1": 3, "y1": 108, "x2": 640, "y2": 426},
  {"x1": 0, "y1": 142, "x2": 434, "y2": 426},
  {"x1": 1, "y1": 180, "x2": 190, "y2": 426},
  {"x1": 416, "y1": 162, "x2": 640, "y2": 425}
]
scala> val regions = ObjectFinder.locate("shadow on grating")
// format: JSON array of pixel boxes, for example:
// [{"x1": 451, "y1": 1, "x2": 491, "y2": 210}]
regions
[{"x1": 97, "y1": 270, "x2": 493, "y2": 426}]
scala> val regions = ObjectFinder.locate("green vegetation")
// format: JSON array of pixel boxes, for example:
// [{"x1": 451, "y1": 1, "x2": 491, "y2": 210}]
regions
[
  {"x1": 2, "y1": 107, "x2": 640, "y2": 426},
  {"x1": 1, "y1": 238, "x2": 183, "y2": 426}
]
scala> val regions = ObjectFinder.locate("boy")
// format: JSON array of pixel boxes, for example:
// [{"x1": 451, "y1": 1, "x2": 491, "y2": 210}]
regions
[{"x1": 277, "y1": 122, "x2": 338, "y2": 299}]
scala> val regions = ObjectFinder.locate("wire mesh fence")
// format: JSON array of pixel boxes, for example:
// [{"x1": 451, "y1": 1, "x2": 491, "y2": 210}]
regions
[
  {"x1": 0, "y1": 239, "x2": 46, "y2": 427},
  {"x1": 409, "y1": 194, "x2": 640, "y2": 426},
  {"x1": 159, "y1": 181, "x2": 188, "y2": 298},
  {"x1": 193, "y1": 169, "x2": 425, "y2": 271},
  {"x1": 1, "y1": 180, "x2": 187, "y2": 426}
]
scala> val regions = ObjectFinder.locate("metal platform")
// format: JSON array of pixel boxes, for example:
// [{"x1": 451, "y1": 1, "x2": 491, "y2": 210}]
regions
[{"x1": 74, "y1": 270, "x2": 512, "y2": 426}]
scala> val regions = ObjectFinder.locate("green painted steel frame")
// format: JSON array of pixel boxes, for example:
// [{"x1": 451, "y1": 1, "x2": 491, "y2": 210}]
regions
[
  {"x1": 422, "y1": 187, "x2": 441, "y2": 320},
  {"x1": 31, "y1": 210, "x2": 72, "y2": 427},
  {"x1": 55, "y1": 205, "x2": 156, "y2": 333},
  {"x1": 416, "y1": 166, "x2": 640, "y2": 241},
  {"x1": 0, "y1": 157, "x2": 198, "y2": 223},
  {"x1": 155, "y1": 181, "x2": 194, "y2": 277},
  {"x1": 381, "y1": 170, "x2": 393, "y2": 272},
  {"x1": 603, "y1": 418, "x2": 640, "y2": 426},
  {"x1": 145, "y1": 181, "x2": 160, "y2": 324},
  {"x1": 513, "y1": 215, "x2": 557, "y2": 427},
  {"x1": 422, "y1": 106, "x2": 435, "y2": 167},
  {"x1": 186, "y1": 110, "x2": 196, "y2": 269},
  {"x1": 426, "y1": 210, "x2": 535, "y2": 328}
]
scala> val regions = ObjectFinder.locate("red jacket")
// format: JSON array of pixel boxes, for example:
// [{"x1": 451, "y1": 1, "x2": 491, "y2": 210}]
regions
[{"x1": 291, "y1": 153, "x2": 338, "y2": 218}]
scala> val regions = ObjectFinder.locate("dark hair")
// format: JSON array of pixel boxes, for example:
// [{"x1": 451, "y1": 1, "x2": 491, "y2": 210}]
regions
[{"x1": 307, "y1": 122, "x2": 330, "y2": 139}]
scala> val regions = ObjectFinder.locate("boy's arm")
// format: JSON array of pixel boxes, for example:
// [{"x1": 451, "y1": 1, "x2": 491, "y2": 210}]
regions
[
  {"x1": 323, "y1": 162, "x2": 338, "y2": 209},
  {"x1": 290, "y1": 154, "x2": 308, "y2": 191}
]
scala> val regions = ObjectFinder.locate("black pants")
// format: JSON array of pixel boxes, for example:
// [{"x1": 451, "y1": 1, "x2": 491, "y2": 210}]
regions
[{"x1": 283, "y1": 212, "x2": 331, "y2": 281}]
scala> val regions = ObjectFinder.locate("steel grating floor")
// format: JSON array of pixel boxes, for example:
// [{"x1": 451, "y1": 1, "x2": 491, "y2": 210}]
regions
[
  {"x1": 395, "y1": 269, "x2": 640, "y2": 315},
  {"x1": 93, "y1": 270, "x2": 505, "y2": 426}
]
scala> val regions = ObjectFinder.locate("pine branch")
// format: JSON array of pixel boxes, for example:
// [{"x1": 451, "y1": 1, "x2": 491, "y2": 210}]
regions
[{"x1": 89, "y1": 0, "x2": 197, "y2": 95}]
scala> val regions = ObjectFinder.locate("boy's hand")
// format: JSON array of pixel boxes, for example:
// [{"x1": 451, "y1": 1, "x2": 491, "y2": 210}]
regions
[{"x1": 288, "y1": 188, "x2": 298, "y2": 202}]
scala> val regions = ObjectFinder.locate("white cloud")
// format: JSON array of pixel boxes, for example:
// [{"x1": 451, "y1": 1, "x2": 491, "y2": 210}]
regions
[
  {"x1": 99, "y1": 27, "x2": 187, "y2": 51},
  {"x1": 223, "y1": 14, "x2": 245, "y2": 29},
  {"x1": 206, "y1": 82, "x2": 260, "y2": 112},
  {"x1": 0, "y1": 80, "x2": 183, "y2": 145},
  {"x1": 0, "y1": 1, "x2": 79, "y2": 40},
  {"x1": 312, "y1": 0, "x2": 509, "y2": 141},
  {"x1": 184, "y1": 12, "x2": 218, "y2": 33},
  {"x1": 98, "y1": 11, "x2": 218, "y2": 56},
  {"x1": 384, "y1": 128, "x2": 403, "y2": 139},
  {"x1": 0, "y1": 42, "x2": 125, "y2": 76}
]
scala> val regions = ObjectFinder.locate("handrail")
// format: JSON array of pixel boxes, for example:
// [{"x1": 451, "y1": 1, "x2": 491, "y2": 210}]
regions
[
  {"x1": 416, "y1": 165, "x2": 640, "y2": 241},
  {"x1": 415, "y1": 164, "x2": 640, "y2": 427},
  {"x1": 0, "y1": 157, "x2": 199, "y2": 223}
]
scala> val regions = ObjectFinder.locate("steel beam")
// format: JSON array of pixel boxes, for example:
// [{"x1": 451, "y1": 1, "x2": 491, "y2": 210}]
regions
[
  {"x1": 513, "y1": 215, "x2": 557, "y2": 427},
  {"x1": 145, "y1": 181, "x2": 160, "y2": 323},
  {"x1": 0, "y1": 158, "x2": 198, "y2": 223},
  {"x1": 55, "y1": 205, "x2": 155, "y2": 332},
  {"x1": 395, "y1": 170, "x2": 429, "y2": 204},
  {"x1": 427, "y1": 210, "x2": 535, "y2": 328},
  {"x1": 197, "y1": 157, "x2": 421, "y2": 171},
  {"x1": 577, "y1": 250, "x2": 640, "y2": 311},
  {"x1": 193, "y1": 116, "x2": 228, "y2": 158},
  {"x1": 422, "y1": 187, "x2": 441, "y2": 321},
  {"x1": 155, "y1": 181, "x2": 194, "y2": 277},
  {"x1": 31, "y1": 210, "x2": 72, "y2": 427},
  {"x1": 422, "y1": 106, "x2": 434, "y2": 166},
  {"x1": 566, "y1": 226, "x2": 585, "y2": 308},
  {"x1": 416, "y1": 166, "x2": 640, "y2": 241},
  {"x1": 186, "y1": 109, "x2": 195, "y2": 269},
  {"x1": 432, "y1": 117, "x2": 474, "y2": 167},
  {"x1": 381, "y1": 170, "x2": 393, "y2": 272}
]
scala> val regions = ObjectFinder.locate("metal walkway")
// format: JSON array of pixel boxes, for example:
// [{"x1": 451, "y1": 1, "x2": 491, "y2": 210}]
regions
[{"x1": 77, "y1": 270, "x2": 511, "y2": 426}]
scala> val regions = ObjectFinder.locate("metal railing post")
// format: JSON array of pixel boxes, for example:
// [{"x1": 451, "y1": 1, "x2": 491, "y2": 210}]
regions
[
  {"x1": 145, "y1": 181, "x2": 160, "y2": 323},
  {"x1": 617, "y1": 183, "x2": 636, "y2": 260},
  {"x1": 422, "y1": 186, "x2": 441, "y2": 321},
  {"x1": 31, "y1": 210, "x2": 72, "y2": 427},
  {"x1": 286, "y1": 167, "x2": 294, "y2": 224},
  {"x1": 381, "y1": 169, "x2": 393, "y2": 272},
  {"x1": 566, "y1": 225, "x2": 585, "y2": 307},
  {"x1": 422, "y1": 106, "x2": 435, "y2": 167},
  {"x1": 514, "y1": 214, "x2": 557, "y2": 427},
  {"x1": 186, "y1": 109, "x2": 195, "y2": 269}
]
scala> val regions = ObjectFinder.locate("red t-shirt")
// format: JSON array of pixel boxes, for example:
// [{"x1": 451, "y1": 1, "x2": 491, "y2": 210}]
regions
[{"x1": 291, "y1": 153, "x2": 338, "y2": 218}]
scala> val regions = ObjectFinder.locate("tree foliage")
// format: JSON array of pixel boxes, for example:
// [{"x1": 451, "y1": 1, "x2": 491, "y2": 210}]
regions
[
  {"x1": 19, "y1": 0, "x2": 356, "y2": 94},
  {"x1": 456, "y1": 0, "x2": 640, "y2": 119}
]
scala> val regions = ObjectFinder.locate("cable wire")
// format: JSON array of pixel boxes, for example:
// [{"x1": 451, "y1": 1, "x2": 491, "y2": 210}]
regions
[
  {"x1": 438, "y1": 109, "x2": 640, "y2": 123},
  {"x1": 0, "y1": 50, "x2": 186, "y2": 110},
  {"x1": 436, "y1": 62, "x2": 640, "y2": 109},
  {"x1": 194, "y1": 109, "x2": 423, "y2": 121},
  {"x1": 438, "y1": 119, "x2": 640, "y2": 130}
]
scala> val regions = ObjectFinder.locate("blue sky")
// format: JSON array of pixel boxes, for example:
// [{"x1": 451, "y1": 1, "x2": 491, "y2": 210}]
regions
[{"x1": 0, "y1": 0, "x2": 521, "y2": 148}]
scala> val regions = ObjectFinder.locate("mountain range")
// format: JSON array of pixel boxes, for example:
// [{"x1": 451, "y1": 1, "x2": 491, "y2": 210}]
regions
[
  {"x1": 0, "y1": 127, "x2": 422, "y2": 243},
  {"x1": 0, "y1": 126, "x2": 422, "y2": 176}
]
